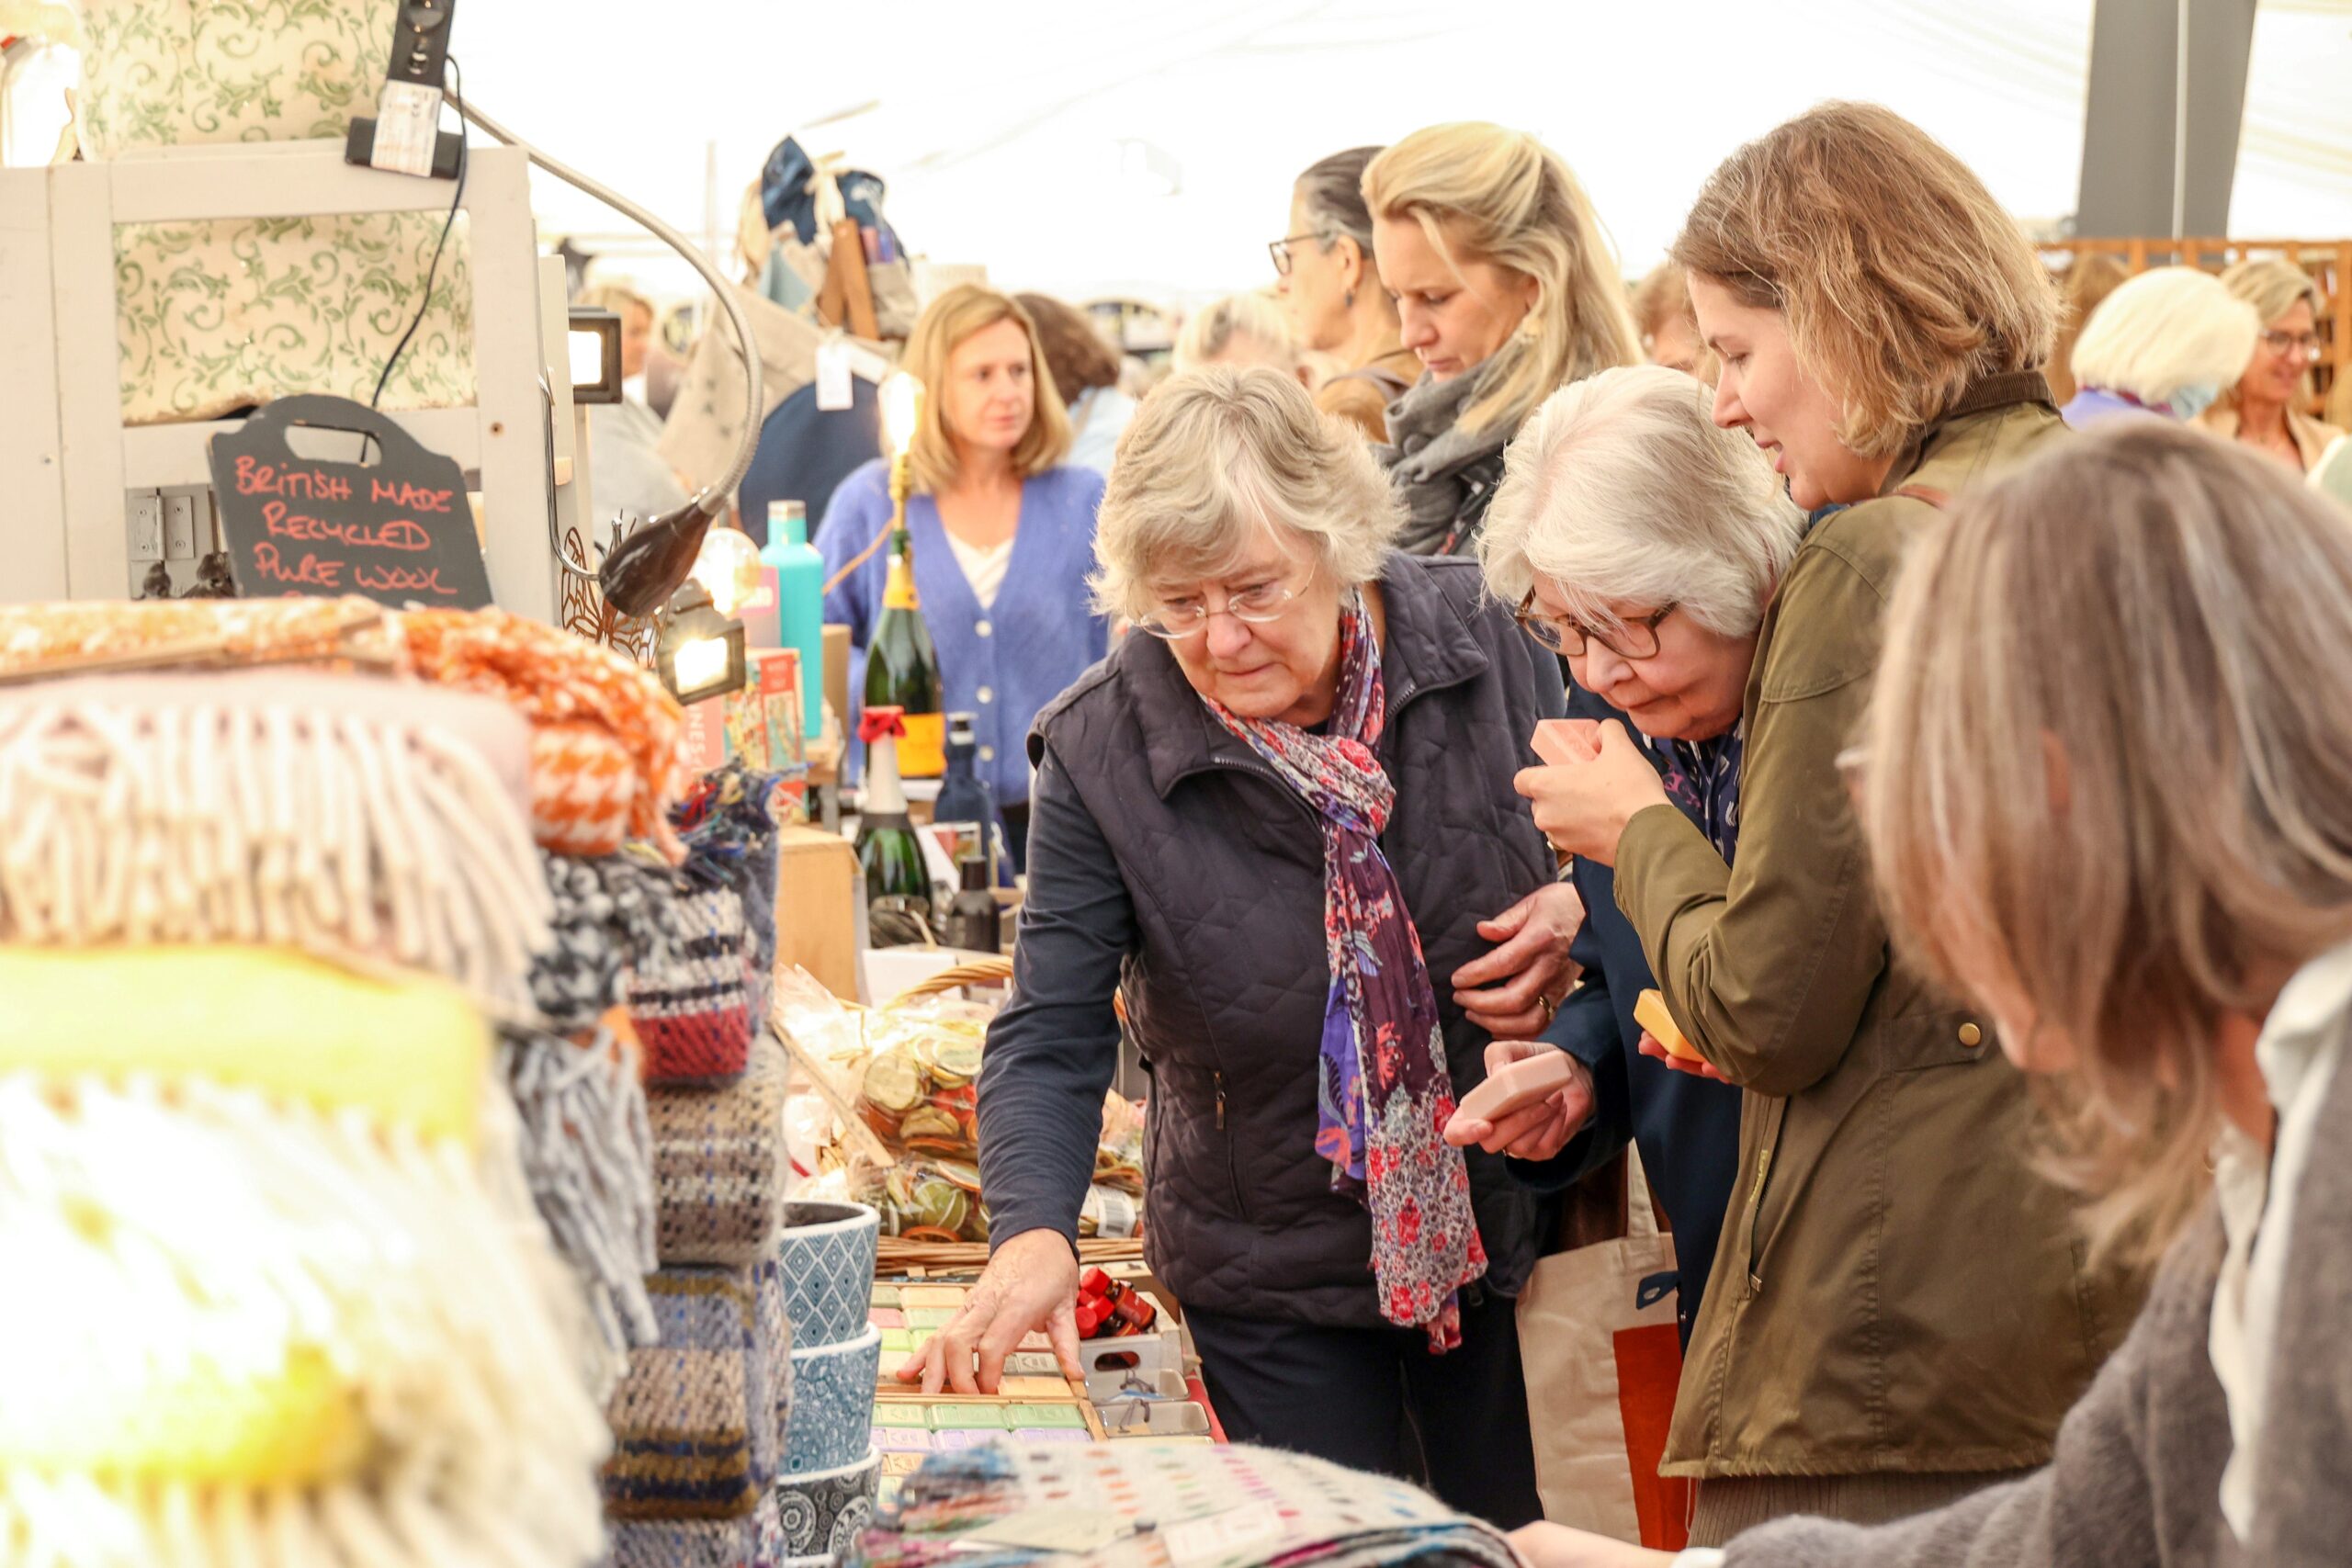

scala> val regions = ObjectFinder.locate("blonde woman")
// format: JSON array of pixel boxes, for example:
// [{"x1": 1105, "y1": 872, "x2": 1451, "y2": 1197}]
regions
[
  {"x1": 1518, "y1": 102, "x2": 2130, "y2": 1540},
  {"x1": 1363, "y1": 122, "x2": 1639, "y2": 555},
  {"x1": 1630, "y1": 260, "x2": 1708, "y2": 380},
  {"x1": 1514, "y1": 418, "x2": 2352, "y2": 1568},
  {"x1": 818, "y1": 285, "x2": 1107, "y2": 863},
  {"x1": 2200, "y1": 258, "x2": 2347, "y2": 471},
  {"x1": 2062, "y1": 266, "x2": 2260, "y2": 429}
]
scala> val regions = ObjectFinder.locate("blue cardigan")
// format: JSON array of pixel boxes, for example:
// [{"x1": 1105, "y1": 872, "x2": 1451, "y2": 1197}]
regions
[{"x1": 819, "y1": 459, "x2": 1109, "y2": 806}]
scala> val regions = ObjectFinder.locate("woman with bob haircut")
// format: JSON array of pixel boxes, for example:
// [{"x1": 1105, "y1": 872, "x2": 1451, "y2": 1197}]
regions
[
  {"x1": 820, "y1": 284, "x2": 1108, "y2": 862},
  {"x1": 1511, "y1": 417, "x2": 2352, "y2": 1568},
  {"x1": 900, "y1": 367, "x2": 1590, "y2": 1526},
  {"x1": 1517, "y1": 101, "x2": 2131, "y2": 1540},
  {"x1": 1363, "y1": 122, "x2": 1639, "y2": 556},
  {"x1": 1452, "y1": 366, "x2": 1797, "y2": 1349},
  {"x1": 2061, "y1": 265, "x2": 2260, "y2": 429},
  {"x1": 2199, "y1": 257, "x2": 2347, "y2": 472}
]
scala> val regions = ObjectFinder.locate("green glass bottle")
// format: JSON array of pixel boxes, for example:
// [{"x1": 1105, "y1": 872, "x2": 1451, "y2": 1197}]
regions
[
  {"x1": 856, "y1": 705, "x2": 933, "y2": 942},
  {"x1": 865, "y1": 526, "x2": 945, "y2": 777}
]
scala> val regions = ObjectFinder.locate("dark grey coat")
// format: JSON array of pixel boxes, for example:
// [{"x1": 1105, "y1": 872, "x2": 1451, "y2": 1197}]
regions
[{"x1": 976, "y1": 552, "x2": 1563, "y2": 1325}]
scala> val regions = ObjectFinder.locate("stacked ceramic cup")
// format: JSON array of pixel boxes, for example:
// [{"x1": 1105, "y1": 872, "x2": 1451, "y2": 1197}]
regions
[{"x1": 774, "y1": 1201, "x2": 885, "y2": 1564}]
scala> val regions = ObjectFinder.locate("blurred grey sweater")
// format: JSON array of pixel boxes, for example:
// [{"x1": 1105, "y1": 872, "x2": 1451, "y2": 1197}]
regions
[{"x1": 1722, "y1": 1045, "x2": 2352, "y2": 1567}]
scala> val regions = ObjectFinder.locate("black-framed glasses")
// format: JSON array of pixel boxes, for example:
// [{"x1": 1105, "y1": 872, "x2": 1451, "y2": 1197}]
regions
[
  {"x1": 1267, "y1": 231, "x2": 1322, "y2": 277},
  {"x1": 1514, "y1": 589, "x2": 1678, "y2": 660},
  {"x1": 2259, "y1": 328, "x2": 2324, "y2": 362}
]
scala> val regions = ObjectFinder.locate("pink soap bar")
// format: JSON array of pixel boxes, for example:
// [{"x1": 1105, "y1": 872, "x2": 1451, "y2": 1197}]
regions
[{"x1": 868, "y1": 1308, "x2": 907, "y2": 1329}]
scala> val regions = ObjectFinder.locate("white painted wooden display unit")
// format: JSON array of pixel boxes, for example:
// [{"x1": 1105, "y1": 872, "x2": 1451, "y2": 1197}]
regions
[{"x1": 0, "y1": 139, "x2": 562, "y2": 621}]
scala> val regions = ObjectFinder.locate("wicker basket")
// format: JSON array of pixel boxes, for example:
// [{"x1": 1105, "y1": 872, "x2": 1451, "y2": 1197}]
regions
[{"x1": 869, "y1": 955, "x2": 1149, "y2": 1271}]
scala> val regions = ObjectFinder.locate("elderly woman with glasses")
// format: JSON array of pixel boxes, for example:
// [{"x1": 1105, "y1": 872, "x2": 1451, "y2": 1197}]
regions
[
  {"x1": 897, "y1": 367, "x2": 1581, "y2": 1527},
  {"x1": 1444, "y1": 366, "x2": 1793, "y2": 1355}
]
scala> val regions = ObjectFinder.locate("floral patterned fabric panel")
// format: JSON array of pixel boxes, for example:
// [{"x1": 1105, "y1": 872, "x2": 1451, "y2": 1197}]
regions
[
  {"x1": 115, "y1": 212, "x2": 477, "y2": 424},
  {"x1": 74, "y1": 0, "x2": 397, "y2": 159}
]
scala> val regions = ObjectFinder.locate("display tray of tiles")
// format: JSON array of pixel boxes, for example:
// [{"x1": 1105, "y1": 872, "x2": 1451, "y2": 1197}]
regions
[{"x1": 865, "y1": 1276, "x2": 1217, "y2": 1507}]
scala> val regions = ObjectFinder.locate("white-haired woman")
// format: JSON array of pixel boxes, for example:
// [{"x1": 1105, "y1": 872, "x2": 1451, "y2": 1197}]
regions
[
  {"x1": 2199, "y1": 258, "x2": 2347, "y2": 472},
  {"x1": 1172, "y1": 290, "x2": 1309, "y2": 384},
  {"x1": 2063, "y1": 265, "x2": 2260, "y2": 429},
  {"x1": 1510, "y1": 419, "x2": 2352, "y2": 1568},
  {"x1": 899, "y1": 367, "x2": 1586, "y2": 1526},
  {"x1": 1363, "y1": 122, "x2": 1640, "y2": 556},
  {"x1": 1446, "y1": 366, "x2": 1794, "y2": 1351}
]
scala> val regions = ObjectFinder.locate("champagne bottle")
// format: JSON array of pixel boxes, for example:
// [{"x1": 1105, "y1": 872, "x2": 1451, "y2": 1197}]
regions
[
  {"x1": 855, "y1": 706, "x2": 933, "y2": 942},
  {"x1": 865, "y1": 526, "x2": 944, "y2": 777}
]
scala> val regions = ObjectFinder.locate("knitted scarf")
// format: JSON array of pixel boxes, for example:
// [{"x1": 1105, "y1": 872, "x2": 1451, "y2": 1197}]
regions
[{"x1": 1202, "y1": 593, "x2": 1487, "y2": 1349}]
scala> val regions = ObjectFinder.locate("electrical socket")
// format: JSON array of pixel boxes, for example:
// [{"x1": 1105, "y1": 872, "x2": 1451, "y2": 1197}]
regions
[
  {"x1": 128, "y1": 492, "x2": 164, "y2": 562},
  {"x1": 163, "y1": 493, "x2": 198, "y2": 559}
]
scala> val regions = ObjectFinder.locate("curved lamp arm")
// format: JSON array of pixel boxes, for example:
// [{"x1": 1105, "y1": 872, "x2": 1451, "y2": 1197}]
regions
[{"x1": 459, "y1": 97, "x2": 763, "y2": 615}]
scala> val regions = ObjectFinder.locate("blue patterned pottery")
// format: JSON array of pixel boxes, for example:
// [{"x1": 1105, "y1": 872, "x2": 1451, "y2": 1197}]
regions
[
  {"x1": 786, "y1": 1323, "x2": 881, "y2": 1474},
  {"x1": 777, "y1": 1201, "x2": 880, "y2": 1349},
  {"x1": 773, "y1": 1446, "x2": 881, "y2": 1560}
]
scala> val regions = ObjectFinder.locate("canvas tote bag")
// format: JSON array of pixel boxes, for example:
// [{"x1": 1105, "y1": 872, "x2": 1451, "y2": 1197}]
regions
[{"x1": 1515, "y1": 1145, "x2": 1690, "y2": 1550}]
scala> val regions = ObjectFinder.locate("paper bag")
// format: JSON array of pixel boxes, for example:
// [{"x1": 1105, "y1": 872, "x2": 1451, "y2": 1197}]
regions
[{"x1": 1517, "y1": 1145, "x2": 1690, "y2": 1550}]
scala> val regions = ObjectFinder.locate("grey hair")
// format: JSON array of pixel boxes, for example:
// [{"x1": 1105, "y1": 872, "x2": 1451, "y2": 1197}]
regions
[
  {"x1": 1092, "y1": 366, "x2": 1402, "y2": 621},
  {"x1": 1172, "y1": 291, "x2": 1299, "y2": 374},
  {"x1": 1477, "y1": 364, "x2": 1803, "y2": 637},
  {"x1": 2069, "y1": 266, "x2": 2260, "y2": 406},
  {"x1": 1296, "y1": 146, "x2": 1383, "y2": 257}
]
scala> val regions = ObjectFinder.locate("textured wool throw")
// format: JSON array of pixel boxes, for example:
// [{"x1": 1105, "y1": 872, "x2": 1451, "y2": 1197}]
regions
[
  {"x1": 0, "y1": 596, "x2": 401, "y2": 678},
  {"x1": 0, "y1": 671, "x2": 551, "y2": 1008},
  {"x1": 398, "y1": 607, "x2": 688, "y2": 862},
  {"x1": 1202, "y1": 592, "x2": 1487, "y2": 1350},
  {"x1": 650, "y1": 1036, "x2": 792, "y2": 1267},
  {"x1": 533, "y1": 851, "x2": 695, "y2": 1033},
  {"x1": 503, "y1": 1021, "x2": 662, "y2": 1356},
  {"x1": 601, "y1": 1261, "x2": 793, "y2": 1522},
  {"x1": 0, "y1": 953, "x2": 609, "y2": 1568}
]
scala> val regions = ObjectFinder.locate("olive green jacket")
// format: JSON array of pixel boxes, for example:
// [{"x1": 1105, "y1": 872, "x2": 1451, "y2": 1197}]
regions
[{"x1": 1616, "y1": 373, "x2": 2139, "y2": 1481}]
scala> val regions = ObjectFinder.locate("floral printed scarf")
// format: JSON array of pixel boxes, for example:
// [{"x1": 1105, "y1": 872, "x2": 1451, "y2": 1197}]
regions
[{"x1": 1202, "y1": 592, "x2": 1487, "y2": 1349}]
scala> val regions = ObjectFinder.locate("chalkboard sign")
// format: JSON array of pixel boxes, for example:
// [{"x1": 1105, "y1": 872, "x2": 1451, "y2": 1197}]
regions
[{"x1": 206, "y1": 395, "x2": 495, "y2": 609}]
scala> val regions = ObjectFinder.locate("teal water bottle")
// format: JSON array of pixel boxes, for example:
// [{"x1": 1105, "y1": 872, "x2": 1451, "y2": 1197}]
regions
[{"x1": 763, "y1": 500, "x2": 827, "y2": 741}]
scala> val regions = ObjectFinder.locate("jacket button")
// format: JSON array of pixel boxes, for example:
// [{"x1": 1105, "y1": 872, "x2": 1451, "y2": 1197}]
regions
[
  {"x1": 979, "y1": 745, "x2": 996, "y2": 762},
  {"x1": 976, "y1": 620, "x2": 992, "y2": 637},
  {"x1": 1958, "y1": 1022, "x2": 1984, "y2": 1048},
  {"x1": 978, "y1": 686, "x2": 995, "y2": 704}
]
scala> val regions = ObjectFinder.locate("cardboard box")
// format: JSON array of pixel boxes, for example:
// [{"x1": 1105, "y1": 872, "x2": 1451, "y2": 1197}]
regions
[
  {"x1": 822, "y1": 625, "x2": 852, "y2": 748},
  {"x1": 775, "y1": 823, "x2": 859, "y2": 1000}
]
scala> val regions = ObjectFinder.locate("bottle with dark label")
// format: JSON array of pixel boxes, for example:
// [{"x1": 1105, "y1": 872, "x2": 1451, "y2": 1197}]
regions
[
  {"x1": 941, "y1": 855, "x2": 1002, "y2": 955},
  {"x1": 932, "y1": 711, "x2": 1003, "y2": 874},
  {"x1": 865, "y1": 526, "x2": 944, "y2": 777},
  {"x1": 855, "y1": 706, "x2": 932, "y2": 942}
]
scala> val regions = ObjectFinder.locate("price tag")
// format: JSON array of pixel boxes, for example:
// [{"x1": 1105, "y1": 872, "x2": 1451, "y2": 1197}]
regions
[
  {"x1": 1162, "y1": 1503, "x2": 1283, "y2": 1565},
  {"x1": 958, "y1": 1508, "x2": 1131, "y2": 1552},
  {"x1": 369, "y1": 80, "x2": 444, "y2": 178},
  {"x1": 816, "y1": 337, "x2": 854, "y2": 412}
]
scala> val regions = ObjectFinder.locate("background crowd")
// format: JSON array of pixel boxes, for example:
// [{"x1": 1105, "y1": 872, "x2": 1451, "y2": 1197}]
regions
[{"x1": 584, "y1": 99, "x2": 2352, "y2": 1568}]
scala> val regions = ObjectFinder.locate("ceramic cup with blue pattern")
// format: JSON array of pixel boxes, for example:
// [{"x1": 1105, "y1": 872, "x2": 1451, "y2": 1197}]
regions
[
  {"x1": 786, "y1": 1323, "x2": 882, "y2": 1474},
  {"x1": 777, "y1": 1201, "x2": 880, "y2": 1349},
  {"x1": 773, "y1": 1444, "x2": 881, "y2": 1560}
]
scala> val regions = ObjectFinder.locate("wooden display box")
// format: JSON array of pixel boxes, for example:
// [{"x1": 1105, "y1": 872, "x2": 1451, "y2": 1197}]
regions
[{"x1": 775, "y1": 823, "x2": 859, "y2": 999}]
